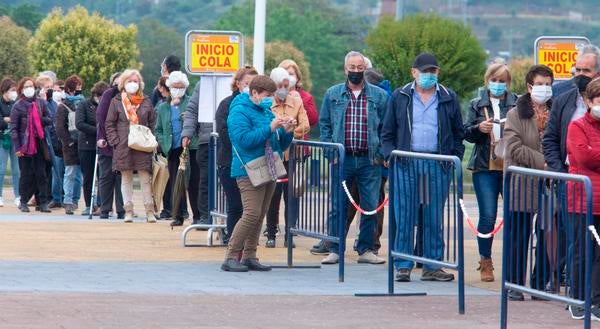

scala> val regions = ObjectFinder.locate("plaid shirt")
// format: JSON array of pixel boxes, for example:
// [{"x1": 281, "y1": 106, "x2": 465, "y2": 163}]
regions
[{"x1": 344, "y1": 85, "x2": 368, "y2": 152}]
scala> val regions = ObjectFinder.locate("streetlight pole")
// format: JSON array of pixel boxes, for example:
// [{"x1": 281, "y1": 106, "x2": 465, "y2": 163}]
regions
[{"x1": 253, "y1": 0, "x2": 266, "y2": 74}]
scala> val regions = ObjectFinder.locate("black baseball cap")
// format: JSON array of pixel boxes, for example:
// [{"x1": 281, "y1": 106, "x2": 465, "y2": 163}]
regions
[{"x1": 412, "y1": 53, "x2": 439, "y2": 71}]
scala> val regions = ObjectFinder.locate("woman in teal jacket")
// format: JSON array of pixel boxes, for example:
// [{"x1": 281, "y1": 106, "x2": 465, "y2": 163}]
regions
[{"x1": 222, "y1": 75, "x2": 294, "y2": 272}]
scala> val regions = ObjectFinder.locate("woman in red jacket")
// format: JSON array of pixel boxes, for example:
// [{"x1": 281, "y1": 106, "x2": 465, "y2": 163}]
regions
[
  {"x1": 566, "y1": 77, "x2": 600, "y2": 319},
  {"x1": 278, "y1": 59, "x2": 318, "y2": 127}
]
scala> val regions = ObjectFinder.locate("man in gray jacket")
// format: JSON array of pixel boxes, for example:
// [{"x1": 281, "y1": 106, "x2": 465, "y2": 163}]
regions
[{"x1": 182, "y1": 78, "x2": 213, "y2": 226}]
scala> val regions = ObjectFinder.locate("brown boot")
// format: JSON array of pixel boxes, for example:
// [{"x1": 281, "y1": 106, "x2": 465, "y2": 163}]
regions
[{"x1": 478, "y1": 258, "x2": 495, "y2": 282}]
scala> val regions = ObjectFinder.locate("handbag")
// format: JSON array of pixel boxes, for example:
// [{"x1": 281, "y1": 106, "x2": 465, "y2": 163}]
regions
[
  {"x1": 233, "y1": 144, "x2": 286, "y2": 187},
  {"x1": 291, "y1": 160, "x2": 306, "y2": 197},
  {"x1": 121, "y1": 100, "x2": 157, "y2": 153}
]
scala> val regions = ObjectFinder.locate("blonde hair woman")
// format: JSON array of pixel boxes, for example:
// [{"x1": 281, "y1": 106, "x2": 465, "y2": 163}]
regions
[
  {"x1": 105, "y1": 69, "x2": 157, "y2": 223},
  {"x1": 278, "y1": 59, "x2": 318, "y2": 126}
]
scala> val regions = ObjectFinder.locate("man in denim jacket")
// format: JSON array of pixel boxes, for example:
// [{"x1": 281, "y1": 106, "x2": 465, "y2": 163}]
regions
[{"x1": 319, "y1": 51, "x2": 389, "y2": 265}]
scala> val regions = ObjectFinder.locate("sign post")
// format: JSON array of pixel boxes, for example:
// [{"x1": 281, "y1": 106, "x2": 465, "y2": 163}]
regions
[
  {"x1": 185, "y1": 30, "x2": 244, "y2": 127},
  {"x1": 534, "y1": 36, "x2": 590, "y2": 80}
]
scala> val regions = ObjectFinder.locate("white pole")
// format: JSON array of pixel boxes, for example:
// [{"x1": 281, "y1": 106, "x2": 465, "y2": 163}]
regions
[{"x1": 253, "y1": 0, "x2": 266, "y2": 74}]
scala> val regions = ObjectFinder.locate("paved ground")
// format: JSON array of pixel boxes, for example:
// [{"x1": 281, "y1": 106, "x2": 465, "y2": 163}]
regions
[{"x1": 0, "y1": 192, "x2": 592, "y2": 328}]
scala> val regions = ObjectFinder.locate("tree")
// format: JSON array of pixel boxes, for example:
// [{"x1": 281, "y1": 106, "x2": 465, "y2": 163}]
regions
[
  {"x1": 366, "y1": 15, "x2": 487, "y2": 99},
  {"x1": 10, "y1": 4, "x2": 44, "y2": 31},
  {"x1": 0, "y1": 17, "x2": 33, "y2": 79},
  {"x1": 28, "y1": 6, "x2": 140, "y2": 91},
  {"x1": 137, "y1": 18, "x2": 185, "y2": 94},
  {"x1": 215, "y1": 0, "x2": 368, "y2": 104},
  {"x1": 509, "y1": 57, "x2": 534, "y2": 96},
  {"x1": 244, "y1": 38, "x2": 312, "y2": 90}
]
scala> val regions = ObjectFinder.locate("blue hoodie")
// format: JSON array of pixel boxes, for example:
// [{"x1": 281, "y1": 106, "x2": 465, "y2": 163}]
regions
[{"x1": 227, "y1": 93, "x2": 293, "y2": 178}]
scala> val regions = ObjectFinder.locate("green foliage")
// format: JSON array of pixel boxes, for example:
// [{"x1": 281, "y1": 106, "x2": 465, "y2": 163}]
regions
[
  {"x1": 366, "y1": 15, "x2": 487, "y2": 99},
  {"x1": 28, "y1": 6, "x2": 140, "y2": 93},
  {"x1": 10, "y1": 4, "x2": 43, "y2": 31},
  {"x1": 137, "y1": 18, "x2": 184, "y2": 94},
  {"x1": 509, "y1": 56, "x2": 534, "y2": 96},
  {"x1": 244, "y1": 38, "x2": 312, "y2": 90},
  {"x1": 215, "y1": 0, "x2": 368, "y2": 104},
  {"x1": 0, "y1": 16, "x2": 33, "y2": 79}
]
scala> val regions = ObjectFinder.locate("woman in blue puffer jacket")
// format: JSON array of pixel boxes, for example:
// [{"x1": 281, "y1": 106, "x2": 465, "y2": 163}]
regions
[{"x1": 221, "y1": 75, "x2": 295, "y2": 272}]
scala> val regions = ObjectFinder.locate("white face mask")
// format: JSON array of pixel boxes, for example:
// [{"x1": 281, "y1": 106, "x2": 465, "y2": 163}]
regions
[
  {"x1": 242, "y1": 86, "x2": 250, "y2": 94},
  {"x1": 289, "y1": 76, "x2": 297, "y2": 88},
  {"x1": 170, "y1": 88, "x2": 186, "y2": 99},
  {"x1": 52, "y1": 91, "x2": 63, "y2": 103},
  {"x1": 23, "y1": 87, "x2": 35, "y2": 99},
  {"x1": 125, "y1": 81, "x2": 139, "y2": 95},
  {"x1": 7, "y1": 91, "x2": 17, "y2": 102},
  {"x1": 591, "y1": 105, "x2": 600, "y2": 119},
  {"x1": 530, "y1": 85, "x2": 552, "y2": 105}
]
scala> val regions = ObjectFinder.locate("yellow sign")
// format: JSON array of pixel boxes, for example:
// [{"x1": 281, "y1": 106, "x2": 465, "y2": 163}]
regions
[
  {"x1": 186, "y1": 32, "x2": 243, "y2": 74},
  {"x1": 535, "y1": 37, "x2": 589, "y2": 80}
]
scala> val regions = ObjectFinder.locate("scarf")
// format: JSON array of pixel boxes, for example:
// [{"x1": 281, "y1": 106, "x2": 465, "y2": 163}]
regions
[
  {"x1": 23, "y1": 100, "x2": 44, "y2": 156},
  {"x1": 121, "y1": 92, "x2": 141, "y2": 124}
]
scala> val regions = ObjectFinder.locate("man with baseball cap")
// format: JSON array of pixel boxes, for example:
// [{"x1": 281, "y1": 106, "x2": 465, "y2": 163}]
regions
[{"x1": 381, "y1": 52, "x2": 465, "y2": 282}]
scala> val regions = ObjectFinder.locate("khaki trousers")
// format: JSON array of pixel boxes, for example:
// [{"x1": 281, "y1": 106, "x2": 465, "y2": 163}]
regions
[
  {"x1": 225, "y1": 178, "x2": 276, "y2": 260},
  {"x1": 121, "y1": 170, "x2": 154, "y2": 208}
]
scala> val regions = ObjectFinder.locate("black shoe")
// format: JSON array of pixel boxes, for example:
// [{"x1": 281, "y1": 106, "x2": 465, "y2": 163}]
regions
[
  {"x1": 170, "y1": 218, "x2": 184, "y2": 227},
  {"x1": 265, "y1": 239, "x2": 276, "y2": 248},
  {"x1": 310, "y1": 240, "x2": 330, "y2": 255},
  {"x1": 421, "y1": 269, "x2": 455, "y2": 282},
  {"x1": 99, "y1": 212, "x2": 109, "y2": 219},
  {"x1": 508, "y1": 290, "x2": 525, "y2": 301},
  {"x1": 48, "y1": 201, "x2": 62, "y2": 209},
  {"x1": 18, "y1": 203, "x2": 30, "y2": 213},
  {"x1": 159, "y1": 210, "x2": 171, "y2": 220},
  {"x1": 569, "y1": 305, "x2": 585, "y2": 320},
  {"x1": 284, "y1": 240, "x2": 296, "y2": 248},
  {"x1": 117, "y1": 212, "x2": 125, "y2": 220},
  {"x1": 242, "y1": 258, "x2": 271, "y2": 271},
  {"x1": 415, "y1": 262, "x2": 423, "y2": 269},
  {"x1": 395, "y1": 269, "x2": 411, "y2": 282},
  {"x1": 64, "y1": 204, "x2": 74, "y2": 215},
  {"x1": 39, "y1": 203, "x2": 51, "y2": 213},
  {"x1": 221, "y1": 259, "x2": 248, "y2": 272}
]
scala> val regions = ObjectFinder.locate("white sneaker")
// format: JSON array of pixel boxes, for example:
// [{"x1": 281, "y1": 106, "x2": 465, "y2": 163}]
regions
[
  {"x1": 0, "y1": 197, "x2": 5, "y2": 207},
  {"x1": 14, "y1": 197, "x2": 20, "y2": 207},
  {"x1": 357, "y1": 251, "x2": 386, "y2": 264},
  {"x1": 321, "y1": 253, "x2": 339, "y2": 265}
]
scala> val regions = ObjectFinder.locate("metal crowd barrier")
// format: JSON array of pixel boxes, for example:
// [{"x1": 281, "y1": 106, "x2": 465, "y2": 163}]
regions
[
  {"x1": 283, "y1": 140, "x2": 347, "y2": 282},
  {"x1": 501, "y1": 166, "x2": 594, "y2": 328},
  {"x1": 362, "y1": 150, "x2": 464, "y2": 313},
  {"x1": 182, "y1": 132, "x2": 227, "y2": 247}
]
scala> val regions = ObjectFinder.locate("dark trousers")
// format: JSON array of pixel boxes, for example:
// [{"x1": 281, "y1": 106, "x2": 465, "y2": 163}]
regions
[
  {"x1": 571, "y1": 214, "x2": 600, "y2": 304},
  {"x1": 20, "y1": 151, "x2": 49, "y2": 205},
  {"x1": 163, "y1": 148, "x2": 187, "y2": 219},
  {"x1": 218, "y1": 166, "x2": 243, "y2": 240},
  {"x1": 266, "y1": 161, "x2": 290, "y2": 240},
  {"x1": 98, "y1": 154, "x2": 124, "y2": 214},
  {"x1": 196, "y1": 144, "x2": 209, "y2": 220},
  {"x1": 188, "y1": 149, "x2": 200, "y2": 220},
  {"x1": 35, "y1": 155, "x2": 52, "y2": 206},
  {"x1": 345, "y1": 176, "x2": 387, "y2": 251},
  {"x1": 507, "y1": 211, "x2": 549, "y2": 289},
  {"x1": 79, "y1": 150, "x2": 96, "y2": 208}
]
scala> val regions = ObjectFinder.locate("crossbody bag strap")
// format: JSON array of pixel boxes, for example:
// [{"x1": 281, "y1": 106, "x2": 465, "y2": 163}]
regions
[{"x1": 232, "y1": 144, "x2": 247, "y2": 167}]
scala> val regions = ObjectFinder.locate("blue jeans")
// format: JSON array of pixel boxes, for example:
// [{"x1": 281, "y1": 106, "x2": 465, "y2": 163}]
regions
[
  {"x1": 0, "y1": 146, "x2": 19, "y2": 198},
  {"x1": 472, "y1": 170, "x2": 503, "y2": 259},
  {"x1": 63, "y1": 165, "x2": 82, "y2": 205},
  {"x1": 393, "y1": 160, "x2": 450, "y2": 271},
  {"x1": 51, "y1": 155, "x2": 64, "y2": 203},
  {"x1": 329, "y1": 155, "x2": 381, "y2": 255}
]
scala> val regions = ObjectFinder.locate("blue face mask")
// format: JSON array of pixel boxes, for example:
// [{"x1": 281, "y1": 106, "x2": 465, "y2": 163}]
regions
[
  {"x1": 258, "y1": 97, "x2": 273, "y2": 109},
  {"x1": 417, "y1": 72, "x2": 438, "y2": 90},
  {"x1": 65, "y1": 94, "x2": 85, "y2": 103},
  {"x1": 488, "y1": 82, "x2": 507, "y2": 97}
]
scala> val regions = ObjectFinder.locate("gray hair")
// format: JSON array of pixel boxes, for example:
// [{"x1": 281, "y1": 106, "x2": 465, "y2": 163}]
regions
[
  {"x1": 577, "y1": 44, "x2": 600, "y2": 72},
  {"x1": 344, "y1": 51, "x2": 366, "y2": 66},
  {"x1": 39, "y1": 70, "x2": 57, "y2": 83}
]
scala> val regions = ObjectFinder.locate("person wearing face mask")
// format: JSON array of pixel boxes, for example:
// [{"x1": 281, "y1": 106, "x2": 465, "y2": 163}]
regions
[
  {"x1": 9, "y1": 77, "x2": 53, "y2": 213},
  {"x1": 0, "y1": 78, "x2": 20, "y2": 207},
  {"x1": 220, "y1": 75, "x2": 293, "y2": 272},
  {"x1": 503, "y1": 64, "x2": 555, "y2": 302},
  {"x1": 264, "y1": 67, "x2": 310, "y2": 248},
  {"x1": 155, "y1": 71, "x2": 193, "y2": 225},
  {"x1": 76, "y1": 81, "x2": 109, "y2": 217},
  {"x1": 48, "y1": 79, "x2": 66, "y2": 209},
  {"x1": 319, "y1": 51, "x2": 389, "y2": 266},
  {"x1": 464, "y1": 63, "x2": 518, "y2": 282},
  {"x1": 56, "y1": 75, "x2": 84, "y2": 215},
  {"x1": 565, "y1": 78, "x2": 600, "y2": 320},
  {"x1": 152, "y1": 55, "x2": 181, "y2": 107},
  {"x1": 105, "y1": 69, "x2": 157, "y2": 223},
  {"x1": 278, "y1": 59, "x2": 318, "y2": 128},
  {"x1": 96, "y1": 72, "x2": 125, "y2": 219},
  {"x1": 214, "y1": 66, "x2": 258, "y2": 239},
  {"x1": 381, "y1": 52, "x2": 464, "y2": 282}
]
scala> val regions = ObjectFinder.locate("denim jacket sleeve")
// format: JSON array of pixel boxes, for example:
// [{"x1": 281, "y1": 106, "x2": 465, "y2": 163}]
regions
[{"x1": 319, "y1": 89, "x2": 333, "y2": 143}]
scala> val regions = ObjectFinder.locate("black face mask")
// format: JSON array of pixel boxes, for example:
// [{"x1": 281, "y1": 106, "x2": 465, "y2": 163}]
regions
[
  {"x1": 75, "y1": 90, "x2": 82, "y2": 96},
  {"x1": 347, "y1": 71, "x2": 364, "y2": 85},
  {"x1": 46, "y1": 89, "x2": 53, "y2": 100},
  {"x1": 574, "y1": 75, "x2": 593, "y2": 93}
]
